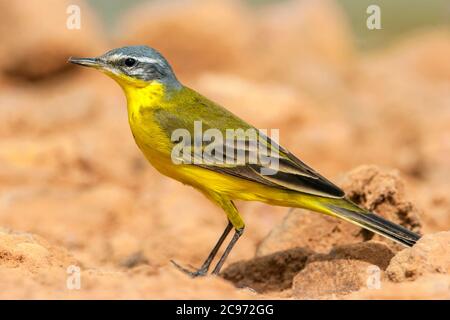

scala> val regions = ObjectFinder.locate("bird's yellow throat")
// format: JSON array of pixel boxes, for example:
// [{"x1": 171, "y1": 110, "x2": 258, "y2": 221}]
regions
[
  {"x1": 124, "y1": 81, "x2": 165, "y2": 110},
  {"x1": 108, "y1": 72, "x2": 167, "y2": 117}
]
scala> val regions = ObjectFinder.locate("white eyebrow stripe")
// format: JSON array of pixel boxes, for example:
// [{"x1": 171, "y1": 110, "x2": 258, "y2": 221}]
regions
[{"x1": 136, "y1": 57, "x2": 160, "y2": 64}]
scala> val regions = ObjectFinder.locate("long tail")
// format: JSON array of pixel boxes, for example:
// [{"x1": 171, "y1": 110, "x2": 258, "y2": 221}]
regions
[{"x1": 319, "y1": 198, "x2": 420, "y2": 247}]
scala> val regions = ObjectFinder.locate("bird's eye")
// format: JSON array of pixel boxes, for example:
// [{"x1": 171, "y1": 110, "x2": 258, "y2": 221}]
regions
[{"x1": 124, "y1": 58, "x2": 137, "y2": 67}]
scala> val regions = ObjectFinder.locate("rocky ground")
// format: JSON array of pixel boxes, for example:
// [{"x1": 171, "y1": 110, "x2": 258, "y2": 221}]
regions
[{"x1": 0, "y1": 0, "x2": 449, "y2": 299}]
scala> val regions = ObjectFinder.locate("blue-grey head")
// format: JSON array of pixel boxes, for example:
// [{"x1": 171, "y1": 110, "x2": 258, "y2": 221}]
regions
[{"x1": 69, "y1": 45, "x2": 181, "y2": 89}]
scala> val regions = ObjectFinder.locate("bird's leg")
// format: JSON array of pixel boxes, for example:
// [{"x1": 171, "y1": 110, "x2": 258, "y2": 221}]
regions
[
  {"x1": 211, "y1": 227, "x2": 244, "y2": 275},
  {"x1": 172, "y1": 196, "x2": 244, "y2": 277},
  {"x1": 209, "y1": 199, "x2": 245, "y2": 275},
  {"x1": 171, "y1": 222, "x2": 233, "y2": 277}
]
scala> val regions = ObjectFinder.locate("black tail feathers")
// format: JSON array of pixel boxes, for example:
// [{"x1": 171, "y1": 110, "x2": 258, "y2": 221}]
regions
[{"x1": 326, "y1": 201, "x2": 420, "y2": 247}]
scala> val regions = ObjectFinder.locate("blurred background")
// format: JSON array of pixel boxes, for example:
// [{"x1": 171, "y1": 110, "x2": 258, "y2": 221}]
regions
[
  {"x1": 0, "y1": 0, "x2": 449, "y2": 298},
  {"x1": 89, "y1": 0, "x2": 450, "y2": 49}
]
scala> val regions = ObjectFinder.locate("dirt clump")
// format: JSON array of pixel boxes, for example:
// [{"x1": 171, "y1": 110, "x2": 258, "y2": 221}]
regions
[
  {"x1": 292, "y1": 242, "x2": 394, "y2": 299},
  {"x1": 386, "y1": 231, "x2": 450, "y2": 282},
  {"x1": 341, "y1": 165, "x2": 422, "y2": 236}
]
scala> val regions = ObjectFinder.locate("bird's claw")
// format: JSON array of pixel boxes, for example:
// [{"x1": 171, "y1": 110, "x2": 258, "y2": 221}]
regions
[{"x1": 170, "y1": 260, "x2": 208, "y2": 278}]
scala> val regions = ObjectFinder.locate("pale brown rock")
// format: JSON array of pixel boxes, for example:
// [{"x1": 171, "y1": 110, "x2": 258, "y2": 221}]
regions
[
  {"x1": 0, "y1": 0, "x2": 105, "y2": 82},
  {"x1": 417, "y1": 185, "x2": 450, "y2": 233},
  {"x1": 292, "y1": 242, "x2": 393, "y2": 299},
  {"x1": 386, "y1": 231, "x2": 450, "y2": 282},
  {"x1": 293, "y1": 259, "x2": 379, "y2": 299},
  {"x1": 118, "y1": 0, "x2": 254, "y2": 78}
]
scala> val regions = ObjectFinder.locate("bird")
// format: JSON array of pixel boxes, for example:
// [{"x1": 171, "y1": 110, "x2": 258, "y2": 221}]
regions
[{"x1": 69, "y1": 46, "x2": 420, "y2": 277}]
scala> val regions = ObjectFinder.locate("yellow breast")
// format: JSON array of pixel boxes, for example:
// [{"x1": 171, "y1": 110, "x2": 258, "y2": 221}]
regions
[{"x1": 122, "y1": 81, "x2": 173, "y2": 164}]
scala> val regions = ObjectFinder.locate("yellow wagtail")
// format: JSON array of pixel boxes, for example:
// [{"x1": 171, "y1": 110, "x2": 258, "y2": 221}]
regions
[{"x1": 69, "y1": 46, "x2": 420, "y2": 277}]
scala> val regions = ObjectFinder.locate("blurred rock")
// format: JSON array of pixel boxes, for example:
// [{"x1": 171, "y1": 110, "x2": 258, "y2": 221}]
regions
[
  {"x1": 257, "y1": 166, "x2": 422, "y2": 256},
  {"x1": 0, "y1": 87, "x2": 152, "y2": 189},
  {"x1": 0, "y1": 229, "x2": 76, "y2": 276},
  {"x1": 352, "y1": 30, "x2": 450, "y2": 182},
  {"x1": 386, "y1": 231, "x2": 450, "y2": 282},
  {"x1": 365, "y1": 29, "x2": 450, "y2": 84},
  {"x1": 222, "y1": 247, "x2": 313, "y2": 293},
  {"x1": 0, "y1": 0, "x2": 105, "y2": 83},
  {"x1": 251, "y1": 0, "x2": 355, "y2": 93},
  {"x1": 292, "y1": 241, "x2": 393, "y2": 298},
  {"x1": 118, "y1": 0, "x2": 254, "y2": 79},
  {"x1": 194, "y1": 73, "x2": 316, "y2": 129},
  {"x1": 417, "y1": 184, "x2": 450, "y2": 232},
  {"x1": 0, "y1": 85, "x2": 97, "y2": 137}
]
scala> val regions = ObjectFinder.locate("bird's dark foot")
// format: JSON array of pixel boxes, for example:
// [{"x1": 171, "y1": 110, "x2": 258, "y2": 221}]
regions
[{"x1": 170, "y1": 260, "x2": 208, "y2": 278}]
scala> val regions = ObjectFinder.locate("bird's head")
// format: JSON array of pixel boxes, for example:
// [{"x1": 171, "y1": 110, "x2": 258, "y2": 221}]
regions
[{"x1": 69, "y1": 45, "x2": 180, "y2": 89}]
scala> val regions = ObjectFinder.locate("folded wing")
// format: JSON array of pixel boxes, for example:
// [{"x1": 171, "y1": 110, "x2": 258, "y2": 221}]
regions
[{"x1": 153, "y1": 91, "x2": 345, "y2": 199}]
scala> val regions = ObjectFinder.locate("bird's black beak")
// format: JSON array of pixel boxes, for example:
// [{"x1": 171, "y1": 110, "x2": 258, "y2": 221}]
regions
[{"x1": 68, "y1": 57, "x2": 102, "y2": 68}]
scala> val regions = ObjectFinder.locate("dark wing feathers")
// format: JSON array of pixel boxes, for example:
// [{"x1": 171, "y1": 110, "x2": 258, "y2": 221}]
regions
[
  {"x1": 153, "y1": 91, "x2": 345, "y2": 199},
  {"x1": 195, "y1": 135, "x2": 345, "y2": 198}
]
